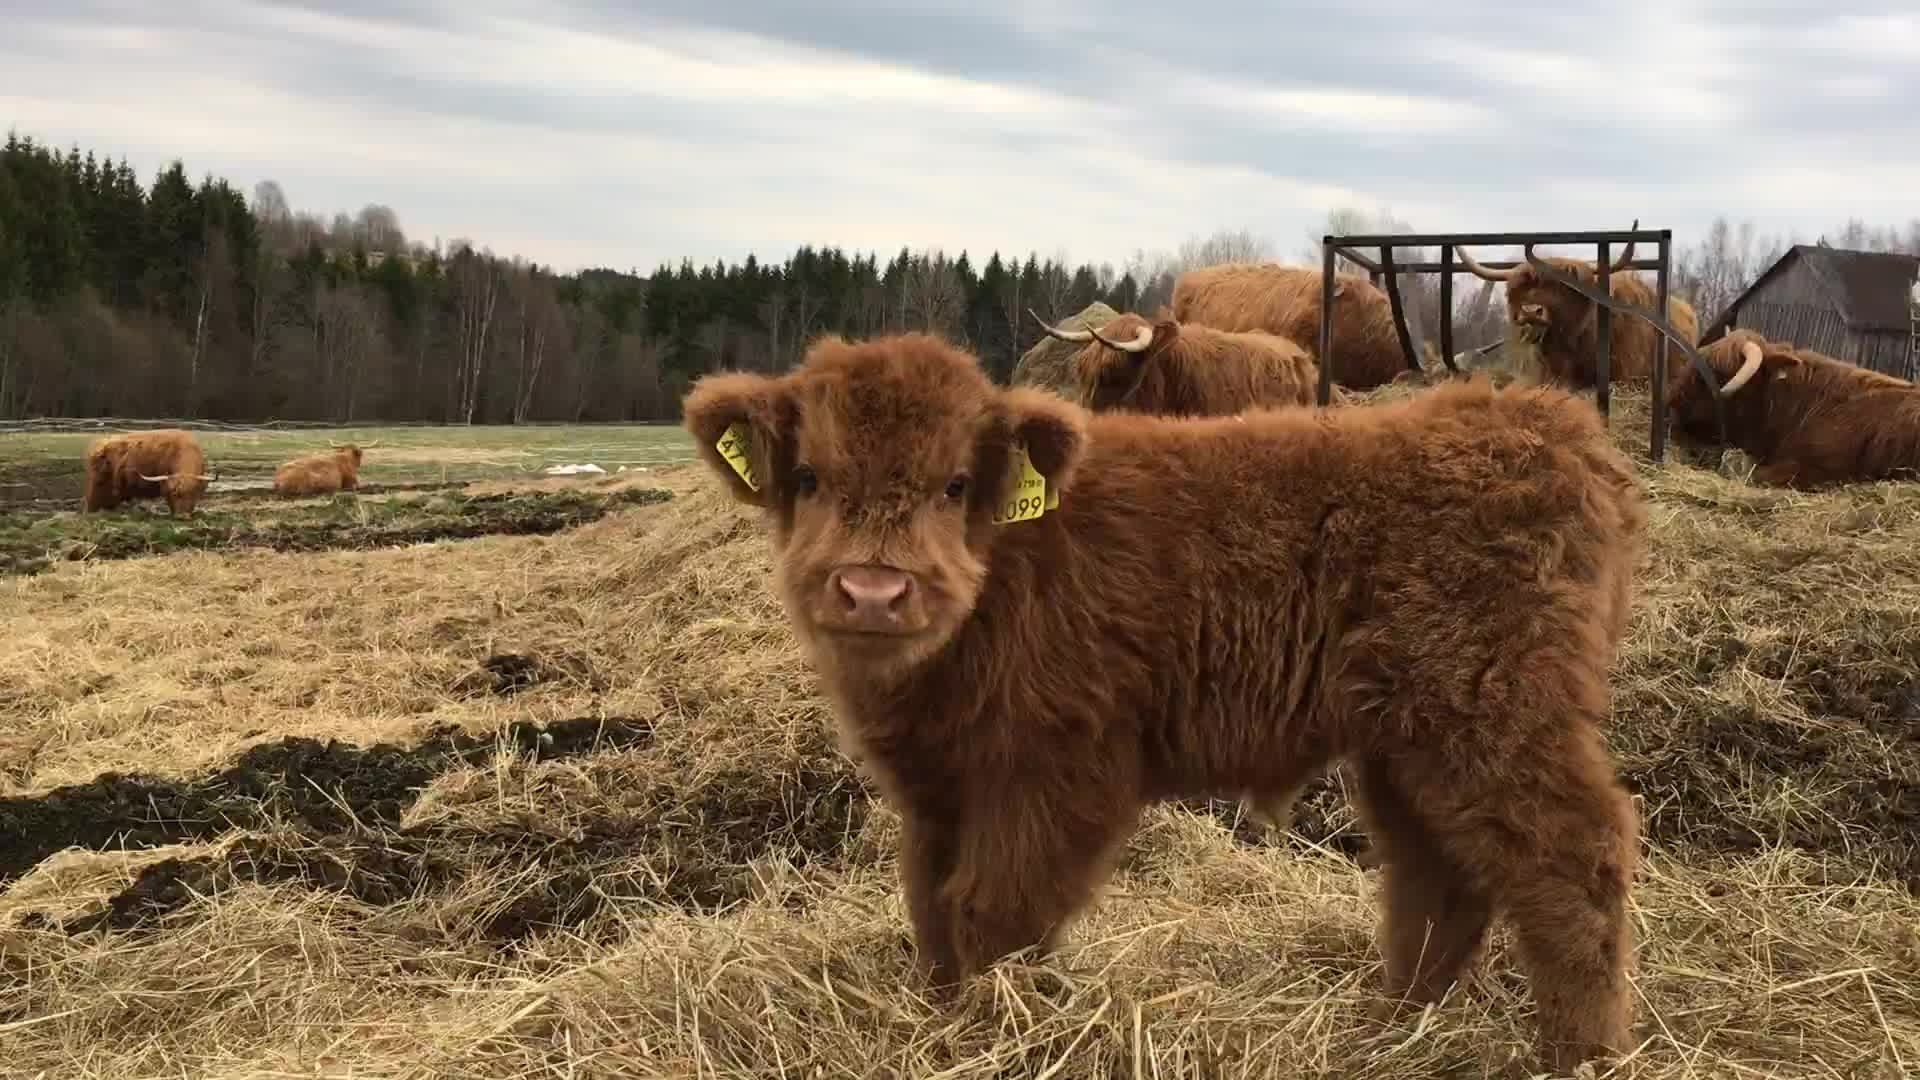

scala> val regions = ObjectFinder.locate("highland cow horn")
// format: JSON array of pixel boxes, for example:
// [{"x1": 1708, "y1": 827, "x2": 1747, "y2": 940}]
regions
[
  {"x1": 1608, "y1": 218, "x2": 1639, "y2": 273},
  {"x1": 138, "y1": 473, "x2": 172, "y2": 482},
  {"x1": 1029, "y1": 307, "x2": 1093, "y2": 343},
  {"x1": 1719, "y1": 341, "x2": 1765, "y2": 396},
  {"x1": 1086, "y1": 321, "x2": 1155, "y2": 353},
  {"x1": 1453, "y1": 243, "x2": 1514, "y2": 282}
]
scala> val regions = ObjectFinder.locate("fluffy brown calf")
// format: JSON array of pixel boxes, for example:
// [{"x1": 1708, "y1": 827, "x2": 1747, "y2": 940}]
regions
[
  {"x1": 682, "y1": 332, "x2": 1647, "y2": 1072},
  {"x1": 1032, "y1": 309, "x2": 1320, "y2": 416},
  {"x1": 80, "y1": 429, "x2": 217, "y2": 517},
  {"x1": 1170, "y1": 263, "x2": 1407, "y2": 391},
  {"x1": 272, "y1": 442, "x2": 370, "y2": 496},
  {"x1": 1667, "y1": 329, "x2": 1920, "y2": 488},
  {"x1": 1456, "y1": 238, "x2": 1699, "y2": 389}
]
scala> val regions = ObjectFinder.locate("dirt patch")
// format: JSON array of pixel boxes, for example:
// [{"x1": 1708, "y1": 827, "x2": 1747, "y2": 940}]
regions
[
  {"x1": 0, "y1": 487, "x2": 672, "y2": 575},
  {"x1": 0, "y1": 716, "x2": 657, "y2": 885},
  {"x1": 452, "y1": 652, "x2": 606, "y2": 698},
  {"x1": 1623, "y1": 703, "x2": 1920, "y2": 889},
  {"x1": 24, "y1": 757, "x2": 871, "y2": 942}
]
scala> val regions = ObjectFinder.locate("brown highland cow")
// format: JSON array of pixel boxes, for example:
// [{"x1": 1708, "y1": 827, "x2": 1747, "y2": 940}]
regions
[
  {"x1": 1668, "y1": 328, "x2": 1920, "y2": 489},
  {"x1": 1455, "y1": 236, "x2": 1699, "y2": 390},
  {"x1": 1031, "y1": 308, "x2": 1321, "y2": 416},
  {"x1": 1170, "y1": 263, "x2": 1408, "y2": 391},
  {"x1": 681, "y1": 331, "x2": 1647, "y2": 1072},
  {"x1": 80, "y1": 429, "x2": 218, "y2": 517},
  {"x1": 273, "y1": 442, "x2": 373, "y2": 496}
]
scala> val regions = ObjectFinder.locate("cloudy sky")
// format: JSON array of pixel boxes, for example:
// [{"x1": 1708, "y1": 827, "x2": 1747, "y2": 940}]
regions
[{"x1": 4, "y1": 0, "x2": 1916, "y2": 274}]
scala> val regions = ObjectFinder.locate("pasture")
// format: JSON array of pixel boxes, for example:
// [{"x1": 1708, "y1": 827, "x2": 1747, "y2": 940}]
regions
[
  {"x1": 0, "y1": 421, "x2": 700, "y2": 503},
  {"x1": 2, "y1": 390, "x2": 1918, "y2": 1078}
]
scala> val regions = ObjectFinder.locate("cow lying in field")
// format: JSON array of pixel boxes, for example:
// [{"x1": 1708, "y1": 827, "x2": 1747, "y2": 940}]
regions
[
  {"x1": 1668, "y1": 329, "x2": 1920, "y2": 489},
  {"x1": 681, "y1": 332, "x2": 1647, "y2": 1072},
  {"x1": 1170, "y1": 263, "x2": 1409, "y2": 391},
  {"x1": 273, "y1": 442, "x2": 373, "y2": 496},
  {"x1": 1032, "y1": 309, "x2": 1323, "y2": 416}
]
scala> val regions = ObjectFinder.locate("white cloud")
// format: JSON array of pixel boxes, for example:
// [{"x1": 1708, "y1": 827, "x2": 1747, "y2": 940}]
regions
[{"x1": 2, "y1": 0, "x2": 1914, "y2": 274}]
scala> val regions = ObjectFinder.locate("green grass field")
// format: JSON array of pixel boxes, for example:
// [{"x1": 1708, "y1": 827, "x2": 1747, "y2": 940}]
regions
[{"x1": 0, "y1": 422, "x2": 699, "y2": 500}]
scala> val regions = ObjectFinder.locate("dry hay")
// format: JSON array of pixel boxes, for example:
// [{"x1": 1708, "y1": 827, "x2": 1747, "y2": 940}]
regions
[
  {"x1": 1011, "y1": 301, "x2": 1119, "y2": 396},
  {"x1": 2, "y1": 401, "x2": 1920, "y2": 1076}
]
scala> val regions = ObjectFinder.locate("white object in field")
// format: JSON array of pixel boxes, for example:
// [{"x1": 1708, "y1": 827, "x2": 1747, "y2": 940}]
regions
[{"x1": 543, "y1": 463, "x2": 606, "y2": 476}]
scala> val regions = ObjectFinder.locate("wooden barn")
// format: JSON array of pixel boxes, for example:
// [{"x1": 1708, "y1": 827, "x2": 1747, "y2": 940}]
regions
[{"x1": 1701, "y1": 244, "x2": 1920, "y2": 379}]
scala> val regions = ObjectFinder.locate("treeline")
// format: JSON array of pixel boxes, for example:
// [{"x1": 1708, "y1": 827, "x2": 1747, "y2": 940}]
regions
[{"x1": 2, "y1": 129, "x2": 1915, "y2": 425}]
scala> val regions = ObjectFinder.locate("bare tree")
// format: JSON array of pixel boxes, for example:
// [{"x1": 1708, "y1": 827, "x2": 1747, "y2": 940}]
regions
[
  {"x1": 1039, "y1": 251, "x2": 1075, "y2": 321},
  {"x1": 1176, "y1": 227, "x2": 1276, "y2": 272},
  {"x1": 1673, "y1": 217, "x2": 1790, "y2": 320},
  {"x1": 903, "y1": 252, "x2": 964, "y2": 338},
  {"x1": 252, "y1": 180, "x2": 291, "y2": 229},
  {"x1": 511, "y1": 274, "x2": 569, "y2": 423},
  {"x1": 448, "y1": 246, "x2": 502, "y2": 423},
  {"x1": 354, "y1": 204, "x2": 405, "y2": 254},
  {"x1": 314, "y1": 285, "x2": 383, "y2": 421}
]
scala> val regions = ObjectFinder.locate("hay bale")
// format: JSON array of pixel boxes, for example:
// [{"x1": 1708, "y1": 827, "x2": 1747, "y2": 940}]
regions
[{"x1": 1010, "y1": 302, "x2": 1119, "y2": 396}]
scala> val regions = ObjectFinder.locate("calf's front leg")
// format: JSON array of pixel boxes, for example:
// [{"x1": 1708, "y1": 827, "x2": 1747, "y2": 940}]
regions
[{"x1": 934, "y1": 790, "x2": 1139, "y2": 985}]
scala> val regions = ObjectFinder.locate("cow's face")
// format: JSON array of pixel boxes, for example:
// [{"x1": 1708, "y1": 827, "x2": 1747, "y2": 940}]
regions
[
  {"x1": 1504, "y1": 261, "x2": 1597, "y2": 346},
  {"x1": 165, "y1": 475, "x2": 209, "y2": 516},
  {"x1": 1505, "y1": 259, "x2": 1612, "y2": 345},
  {"x1": 682, "y1": 334, "x2": 1086, "y2": 684},
  {"x1": 1664, "y1": 332, "x2": 1786, "y2": 450},
  {"x1": 1069, "y1": 315, "x2": 1166, "y2": 412}
]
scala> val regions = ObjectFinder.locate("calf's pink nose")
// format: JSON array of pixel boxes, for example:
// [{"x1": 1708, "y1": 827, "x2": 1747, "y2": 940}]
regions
[{"x1": 832, "y1": 565, "x2": 913, "y2": 619}]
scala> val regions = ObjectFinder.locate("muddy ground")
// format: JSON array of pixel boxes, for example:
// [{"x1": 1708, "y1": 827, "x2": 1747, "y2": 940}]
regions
[
  {"x1": 0, "y1": 486, "x2": 672, "y2": 575},
  {"x1": 10, "y1": 685, "x2": 1916, "y2": 947},
  {"x1": 3, "y1": 707, "x2": 869, "y2": 943}
]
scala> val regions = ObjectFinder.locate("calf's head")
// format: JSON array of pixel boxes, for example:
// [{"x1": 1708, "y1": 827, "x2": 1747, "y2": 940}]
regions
[{"x1": 682, "y1": 333, "x2": 1087, "y2": 681}]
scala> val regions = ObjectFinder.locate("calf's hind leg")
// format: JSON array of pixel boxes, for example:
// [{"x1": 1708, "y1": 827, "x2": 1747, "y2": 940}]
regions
[
  {"x1": 1394, "y1": 723, "x2": 1639, "y2": 1072},
  {"x1": 1352, "y1": 756, "x2": 1494, "y2": 1008}
]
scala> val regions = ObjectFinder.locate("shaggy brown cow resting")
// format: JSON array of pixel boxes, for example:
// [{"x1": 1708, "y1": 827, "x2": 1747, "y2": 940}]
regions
[
  {"x1": 682, "y1": 332, "x2": 1647, "y2": 1072},
  {"x1": 1455, "y1": 233, "x2": 1700, "y2": 390},
  {"x1": 1169, "y1": 263, "x2": 1408, "y2": 391},
  {"x1": 272, "y1": 442, "x2": 373, "y2": 496},
  {"x1": 1031, "y1": 308, "x2": 1322, "y2": 416},
  {"x1": 1668, "y1": 328, "x2": 1920, "y2": 488},
  {"x1": 80, "y1": 429, "x2": 218, "y2": 517}
]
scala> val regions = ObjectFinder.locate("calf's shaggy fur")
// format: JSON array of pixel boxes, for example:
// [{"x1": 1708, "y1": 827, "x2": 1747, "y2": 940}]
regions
[
  {"x1": 273, "y1": 445, "x2": 365, "y2": 496},
  {"x1": 682, "y1": 332, "x2": 1647, "y2": 1072},
  {"x1": 1040, "y1": 311, "x2": 1322, "y2": 416},
  {"x1": 81, "y1": 429, "x2": 216, "y2": 517},
  {"x1": 1170, "y1": 263, "x2": 1408, "y2": 391},
  {"x1": 1668, "y1": 328, "x2": 1920, "y2": 488}
]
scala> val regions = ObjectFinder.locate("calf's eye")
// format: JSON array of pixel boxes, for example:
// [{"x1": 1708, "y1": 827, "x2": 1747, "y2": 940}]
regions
[
  {"x1": 793, "y1": 465, "x2": 818, "y2": 496},
  {"x1": 945, "y1": 475, "x2": 968, "y2": 500}
]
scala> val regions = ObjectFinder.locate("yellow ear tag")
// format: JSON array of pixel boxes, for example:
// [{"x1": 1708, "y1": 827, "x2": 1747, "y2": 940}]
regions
[
  {"x1": 716, "y1": 422, "x2": 758, "y2": 491},
  {"x1": 992, "y1": 443, "x2": 1050, "y2": 525}
]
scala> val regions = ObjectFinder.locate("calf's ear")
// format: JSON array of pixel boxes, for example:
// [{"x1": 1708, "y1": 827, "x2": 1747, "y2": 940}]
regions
[
  {"x1": 681, "y1": 371, "x2": 794, "y2": 506},
  {"x1": 1000, "y1": 386, "x2": 1088, "y2": 495}
]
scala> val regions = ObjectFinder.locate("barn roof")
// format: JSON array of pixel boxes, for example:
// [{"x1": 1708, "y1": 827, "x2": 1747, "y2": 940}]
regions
[{"x1": 1717, "y1": 244, "x2": 1920, "y2": 335}]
